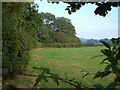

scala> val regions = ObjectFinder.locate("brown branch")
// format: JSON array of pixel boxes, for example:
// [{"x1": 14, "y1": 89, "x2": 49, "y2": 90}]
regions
[{"x1": 24, "y1": 74, "x2": 83, "y2": 89}]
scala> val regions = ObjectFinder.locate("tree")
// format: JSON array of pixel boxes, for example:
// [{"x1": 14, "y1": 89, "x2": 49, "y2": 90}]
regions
[
  {"x1": 37, "y1": 24, "x2": 56, "y2": 43},
  {"x1": 37, "y1": 12, "x2": 81, "y2": 44},
  {"x1": 40, "y1": 12, "x2": 56, "y2": 31},
  {"x1": 48, "y1": 0, "x2": 120, "y2": 17},
  {"x1": 55, "y1": 32, "x2": 80, "y2": 43},
  {"x1": 2, "y1": 2, "x2": 43, "y2": 78},
  {"x1": 2, "y1": 2, "x2": 29, "y2": 78},
  {"x1": 54, "y1": 17, "x2": 76, "y2": 36}
]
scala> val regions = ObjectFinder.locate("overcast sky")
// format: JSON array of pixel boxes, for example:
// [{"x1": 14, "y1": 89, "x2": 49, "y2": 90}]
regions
[{"x1": 34, "y1": 0, "x2": 118, "y2": 39}]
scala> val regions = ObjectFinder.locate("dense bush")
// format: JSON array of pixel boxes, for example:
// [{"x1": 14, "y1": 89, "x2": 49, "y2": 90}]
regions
[
  {"x1": 2, "y1": 3, "x2": 38, "y2": 78},
  {"x1": 2, "y1": 30, "x2": 31, "y2": 78}
]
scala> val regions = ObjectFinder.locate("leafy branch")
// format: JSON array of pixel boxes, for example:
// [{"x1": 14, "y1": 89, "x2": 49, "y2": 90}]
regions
[
  {"x1": 24, "y1": 67, "x2": 87, "y2": 89},
  {"x1": 93, "y1": 37, "x2": 120, "y2": 88}
]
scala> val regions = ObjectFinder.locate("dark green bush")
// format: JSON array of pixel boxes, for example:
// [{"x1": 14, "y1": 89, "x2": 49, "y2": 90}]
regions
[{"x1": 2, "y1": 3, "x2": 36, "y2": 79}]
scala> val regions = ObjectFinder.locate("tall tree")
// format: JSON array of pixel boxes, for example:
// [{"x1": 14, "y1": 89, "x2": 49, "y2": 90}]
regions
[
  {"x1": 54, "y1": 17, "x2": 76, "y2": 36},
  {"x1": 41, "y1": 12, "x2": 56, "y2": 31},
  {"x1": 38, "y1": 12, "x2": 81, "y2": 43}
]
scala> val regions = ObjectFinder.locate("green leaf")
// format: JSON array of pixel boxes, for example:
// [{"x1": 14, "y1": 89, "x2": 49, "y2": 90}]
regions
[
  {"x1": 39, "y1": 74, "x2": 48, "y2": 82},
  {"x1": 100, "y1": 58, "x2": 109, "y2": 64},
  {"x1": 101, "y1": 49, "x2": 111, "y2": 56},
  {"x1": 68, "y1": 10, "x2": 71, "y2": 14},
  {"x1": 116, "y1": 47, "x2": 120, "y2": 60},
  {"x1": 93, "y1": 72, "x2": 104, "y2": 79},
  {"x1": 36, "y1": 75, "x2": 42, "y2": 83},
  {"x1": 65, "y1": 7, "x2": 69, "y2": 11},
  {"x1": 51, "y1": 73, "x2": 59, "y2": 77},
  {"x1": 112, "y1": 45, "x2": 116, "y2": 51},
  {"x1": 71, "y1": 8, "x2": 76, "y2": 12},
  {"x1": 104, "y1": 64, "x2": 112, "y2": 73},
  {"x1": 33, "y1": 67, "x2": 50, "y2": 73},
  {"x1": 100, "y1": 41, "x2": 111, "y2": 50},
  {"x1": 93, "y1": 84, "x2": 104, "y2": 88},
  {"x1": 117, "y1": 38, "x2": 120, "y2": 44},
  {"x1": 91, "y1": 55, "x2": 104, "y2": 59},
  {"x1": 42, "y1": 76, "x2": 48, "y2": 82},
  {"x1": 82, "y1": 73, "x2": 89, "y2": 78},
  {"x1": 111, "y1": 38, "x2": 116, "y2": 45},
  {"x1": 101, "y1": 71, "x2": 111, "y2": 79}
]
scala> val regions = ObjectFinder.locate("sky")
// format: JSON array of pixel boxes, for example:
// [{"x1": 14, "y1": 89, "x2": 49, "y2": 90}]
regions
[{"x1": 34, "y1": 0, "x2": 118, "y2": 39}]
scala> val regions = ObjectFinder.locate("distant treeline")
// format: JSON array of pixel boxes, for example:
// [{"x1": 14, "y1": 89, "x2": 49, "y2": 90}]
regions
[{"x1": 80, "y1": 38, "x2": 113, "y2": 46}]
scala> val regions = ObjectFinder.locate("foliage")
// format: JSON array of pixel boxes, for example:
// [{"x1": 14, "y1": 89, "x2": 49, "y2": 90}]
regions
[
  {"x1": 37, "y1": 24, "x2": 56, "y2": 43},
  {"x1": 2, "y1": 1, "x2": 120, "y2": 88},
  {"x1": 50, "y1": 1, "x2": 120, "y2": 17},
  {"x1": 54, "y1": 32, "x2": 80, "y2": 43},
  {"x1": 40, "y1": 12, "x2": 56, "y2": 31},
  {"x1": 32, "y1": 67, "x2": 87, "y2": 89},
  {"x1": 32, "y1": 67, "x2": 59, "y2": 88},
  {"x1": 54, "y1": 17, "x2": 76, "y2": 36},
  {"x1": 37, "y1": 12, "x2": 82, "y2": 45},
  {"x1": 93, "y1": 37, "x2": 120, "y2": 88},
  {"x1": 2, "y1": 2, "x2": 42, "y2": 78}
]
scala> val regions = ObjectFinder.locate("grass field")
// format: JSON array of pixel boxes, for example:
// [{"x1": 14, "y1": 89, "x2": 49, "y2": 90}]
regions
[{"x1": 5, "y1": 47, "x2": 115, "y2": 88}]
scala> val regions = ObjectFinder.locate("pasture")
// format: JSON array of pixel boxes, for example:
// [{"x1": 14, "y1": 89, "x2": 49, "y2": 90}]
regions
[{"x1": 5, "y1": 47, "x2": 115, "y2": 88}]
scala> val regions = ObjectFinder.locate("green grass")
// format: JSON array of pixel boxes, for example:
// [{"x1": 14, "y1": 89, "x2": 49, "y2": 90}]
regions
[
  {"x1": 26, "y1": 47, "x2": 115, "y2": 88},
  {"x1": 4, "y1": 47, "x2": 115, "y2": 88}
]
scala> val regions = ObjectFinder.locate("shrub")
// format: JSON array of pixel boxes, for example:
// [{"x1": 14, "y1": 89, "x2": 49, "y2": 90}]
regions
[{"x1": 2, "y1": 3, "x2": 34, "y2": 79}]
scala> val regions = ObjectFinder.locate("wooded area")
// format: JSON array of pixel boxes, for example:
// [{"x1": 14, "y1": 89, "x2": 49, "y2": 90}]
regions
[
  {"x1": 2, "y1": 1, "x2": 120, "y2": 89},
  {"x1": 2, "y1": 2, "x2": 82, "y2": 79}
]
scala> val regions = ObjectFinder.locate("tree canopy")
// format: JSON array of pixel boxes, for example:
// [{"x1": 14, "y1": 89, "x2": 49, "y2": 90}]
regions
[
  {"x1": 48, "y1": 0, "x2": 120, "y2": 17},
  {"x1": 37, "y1": 12, "x2": 81, "y2": 44}
]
